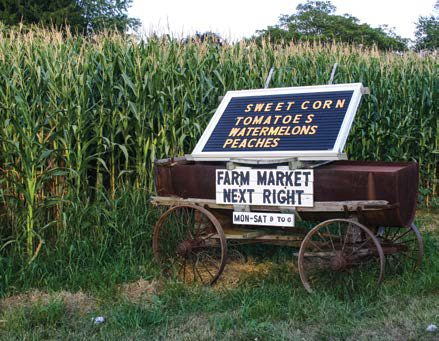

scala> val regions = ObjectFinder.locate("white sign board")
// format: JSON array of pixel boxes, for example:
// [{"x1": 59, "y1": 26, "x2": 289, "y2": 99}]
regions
[
  {"x1": 233, "y1": 211, "x2": 295, "y2": 227},
  {"x1": 216, "y1": 169, "x2": 314, "y2": 207}
]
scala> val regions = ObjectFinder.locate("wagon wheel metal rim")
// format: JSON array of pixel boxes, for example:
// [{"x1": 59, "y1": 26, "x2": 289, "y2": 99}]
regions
[
  {"x1": 377, "y1": 223, "x2": 423, "y2": 273},
  {"x1": 298, "y1": 218, "x2": 385, "y2": 294},
  {"x1": 153, "y1": 204, "x2": 228, "y2": 285}
]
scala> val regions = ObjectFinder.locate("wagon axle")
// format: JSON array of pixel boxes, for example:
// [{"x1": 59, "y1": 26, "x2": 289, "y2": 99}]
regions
[
  {"x1": 329, "y1": 251, "x2": 377, "y2": 271},
  {"x1": 176, "y1": 238, "x2": 211, "y2": 257}
]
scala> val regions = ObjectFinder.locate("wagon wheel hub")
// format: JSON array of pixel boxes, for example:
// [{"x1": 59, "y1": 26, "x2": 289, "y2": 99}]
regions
[
  {"x1": 330, "y1": 252, "x2": 348, "y2": 271},
  {"x1": 176, "y1": 240, "x2": 194, "y2": 257},
  {"x1": 176, "y1": 238, "x2": 206, "y2": 257}
]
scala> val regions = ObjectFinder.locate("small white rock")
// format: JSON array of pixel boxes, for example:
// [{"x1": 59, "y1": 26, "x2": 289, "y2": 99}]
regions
[
  {"x1": 426, "y1": 324, "x2": 437, "y2": 332},
  {"x1": 92, "y1": 316, "x2": 106, "y2": 325}
]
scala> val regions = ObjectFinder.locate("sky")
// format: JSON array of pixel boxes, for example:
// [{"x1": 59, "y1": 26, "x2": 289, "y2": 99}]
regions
[{"x1": 129, "y1": 0, "x2": 438, "y2": 42}]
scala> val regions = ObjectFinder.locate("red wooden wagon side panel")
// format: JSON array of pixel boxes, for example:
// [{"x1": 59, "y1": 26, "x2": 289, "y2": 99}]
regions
[{"x1": 154, "y1": 158, "x2": 418, "y2": 227}]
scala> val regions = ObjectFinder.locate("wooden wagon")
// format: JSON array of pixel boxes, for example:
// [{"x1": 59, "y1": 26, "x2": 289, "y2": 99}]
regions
[
  {"x1": 151, "y1": 158, "x2": 422, "y2": 293},
  {"x1": 150, "y1": 79, "x2": 423, "y2": 293}
]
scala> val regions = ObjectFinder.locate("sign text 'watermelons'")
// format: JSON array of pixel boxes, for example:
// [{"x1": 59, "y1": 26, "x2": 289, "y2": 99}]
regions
[{"x1": 190, "y1": 83, "x2": 365, "y2": 161}]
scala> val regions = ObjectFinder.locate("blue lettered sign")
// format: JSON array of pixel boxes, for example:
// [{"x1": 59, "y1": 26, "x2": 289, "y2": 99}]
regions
[{"x1": 190, "y1": 83, "x2": 366, "y2": 161}]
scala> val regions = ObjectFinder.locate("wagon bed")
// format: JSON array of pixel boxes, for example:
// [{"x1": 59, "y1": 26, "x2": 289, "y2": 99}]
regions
[{"x1": 154, "y1": 158, "x2": 418, "y2": 227}]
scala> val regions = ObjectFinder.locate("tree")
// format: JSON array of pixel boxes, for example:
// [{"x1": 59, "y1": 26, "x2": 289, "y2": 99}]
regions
[
  {"x1": 0, "y1": 0, "x2": 84, "y2": 31},
  {"x1": 414, "y1": 16, "x2": 439, "y2": 51},
  {"x1": 255, "y1": 0, "x2": 408, "y2": 51},
  {"x1": 183, "y1": 31, "x2": 225, "y2": 46},
  {"x1": 0, "y1": 0, "x2": 140, "y2": 33},
  {"x1": 77, "y1": 0, "x2": 140, "y2": 33}
]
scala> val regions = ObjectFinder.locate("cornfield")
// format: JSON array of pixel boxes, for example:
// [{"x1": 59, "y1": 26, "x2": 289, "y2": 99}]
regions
[{"x1": 0, "y1": 26, "x2": 437, "y2": 260}]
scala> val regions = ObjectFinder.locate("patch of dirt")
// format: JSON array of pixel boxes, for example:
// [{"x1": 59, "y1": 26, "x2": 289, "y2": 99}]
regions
[
  {"x1": 164, "y1": 315, "x2": 214, "y2": 340},
  {"x1": 0, "y1": 290, "x2": 97, "y2": 316},
  {"x1": 417, "y1": 210, "x2": 439, "y2": 233},
  {"x1": 0, "y1": 279, "x2": 163, "y2": 317},
  {"x1": 215, "y1": 258, "x2": 298, "y2": 290},
  {"x1": 119, "y1": 279, "x2": 162, "y2": 305}
]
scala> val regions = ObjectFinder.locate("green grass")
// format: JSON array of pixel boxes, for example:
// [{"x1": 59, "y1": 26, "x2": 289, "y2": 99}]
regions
[{"x1": 1, "y1": 209, "x2": 437, "y2": 340}]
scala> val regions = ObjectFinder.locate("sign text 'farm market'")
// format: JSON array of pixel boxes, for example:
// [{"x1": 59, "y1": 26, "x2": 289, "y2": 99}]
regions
[{"x1": 216, "y1": 169, "x2": 314, "y2": 207}]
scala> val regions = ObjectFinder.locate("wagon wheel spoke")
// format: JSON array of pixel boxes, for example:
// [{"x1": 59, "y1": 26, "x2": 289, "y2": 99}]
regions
[
  {"x1": 341, "y1": 222, "x2": 351, "y2": 253},
  {"x1": 298, "y1": 219, "x2": 384, "y2": 296},
  {"x1": 376, "y1": 224, "x2": 423, "y2": 274},
  {"x1": 202, "y1": 252, "x2": 221, "y2": 270},
  {"x1": 396, "y1": 238, "x2": 418, "y2": 245},
  {"x1": 194, "y1": 250, "x2": 222, "y2": 283},
  {"x1": 347, "y1": 236, "x2": 372, "y2": 258},
  {"x1": 337, "y1": 222, "x2": 344, "y2": 247},
  {"x1": 183, "y1": 207, "x2": 193, "y2": 238},
  {"x1": 392, "y1": 229, "x2": 412, "y2": 243},
  {"x1": 193, "y1": 256, "x2": 207, "y2": 284},
  {"x1": 199, "y1": 257, "x2": 215, "y2": 280},
  {"x1": 191, "y1": 257, "x2": 198, "y2": 283},
  {"x1": 325, "y1": 226, "x2": 336, "y2": 251},
  {"x1": 388, "y1": 254, "x2": 403, "y2": 270},
  {"x1": 198, "y1": 232, "x2": 217, "y2": 241},
  {"x1": 315, "y1": 231, "x2": 332, "y2": 249},
  {"x1": 177, "y1": 258, "x2": 186, "y2": 276},
  {"x1": 181, "y1": 258, "x2": 187, "y2": 281},
  {"x1": 388, "y1": 228, "x2": 400, "y2": 241},
  {"x1": 308, "y1": 240, "x2": 325, "y2": 253},
  {"x1": 398, "y1": 252, "x2": 418, "y2": 262}
]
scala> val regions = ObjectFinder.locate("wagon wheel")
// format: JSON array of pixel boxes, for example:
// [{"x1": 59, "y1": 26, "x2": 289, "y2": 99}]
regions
[
  {"x1": 298, "y1": 219, "x2": 384, "y2": 294},
  {"x1": 153, "y1": 204, "x2": 228, "y2": 285},
  {"x1": 376, "y1": 223, "x2": 423, "y2": 273}
]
